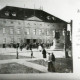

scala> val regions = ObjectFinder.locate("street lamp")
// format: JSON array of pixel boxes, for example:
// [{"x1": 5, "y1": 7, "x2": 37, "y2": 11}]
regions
[{"x1": 16, "y1": 43, "x2": 19, "y2": 59}]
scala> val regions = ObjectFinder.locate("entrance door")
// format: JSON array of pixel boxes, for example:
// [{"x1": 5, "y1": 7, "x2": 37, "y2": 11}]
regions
[
  {"x1": 55, "y1": 31, "x2": 60, "y2": 39},
  {"x1": 33, "y1": 39, "x2": 36, "y2": 43}
]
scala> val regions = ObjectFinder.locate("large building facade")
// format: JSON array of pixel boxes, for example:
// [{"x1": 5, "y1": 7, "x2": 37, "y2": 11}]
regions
[{"x1": 0, "y1": 6, "x2": 69, "y2": 48}]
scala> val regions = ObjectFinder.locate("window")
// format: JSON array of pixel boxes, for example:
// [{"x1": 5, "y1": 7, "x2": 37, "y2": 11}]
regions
[
  {"x1": 52, "y1": 17, "x2": 55, "y2": 20},
  {"x1": 3, "y1": 28, "x2": 6, "y2": 34},
  {"x1": 18, "y1": 38, "x2": 21, "y2": 43},
  {"x1": 63, "y1": 30, "x2": 65, "y2": 36},
  {"x1": 3, "y1": 38, "x2": 6, "y2": 43},
  {"x1": 42, "y1": 29, "x2": 44, "y2": 35},
  {"x1": 47, "y1": 16, "x2": 51, "y2": 20},
  {"x1": 25, "y1": 28, "x2": 30, "y2": 35},
  {"x1": 5, "y1": 11, "x2": 9, "y2": 16},
  {"x1": 17, "y1": 28, "x2": 20, "y2": 34},
  {"x1": 10, "y1": 28, "x2": 13, "y2": 34},
  {"x1": 39, "y1": 29, "x2": 42, "y2": 35},
  {"x1": 12, "y1": 12, "x2": 16, "y2": 16},
  {"x1": 53, "y1": 30, "x2": 55, "y2": 37},
  {"x1": 55, "y1": 31, "x2": 60, "y2": 39},
  {"x1": 46, "y1": 29, "x2": 49, "y2": 35},
  {"x1": 33, "y1": 29, "x2": 36, "y2": 35},
  {"x1": 11, "y1": 38, "x2": 14, "y2": 43}
]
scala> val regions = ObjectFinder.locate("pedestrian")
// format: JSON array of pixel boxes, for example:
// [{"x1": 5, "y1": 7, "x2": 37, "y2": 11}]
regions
[
  {"x1": 42, "y1": 48, "x2": 46, "y2": 58},
  {"x1": 38, "y1": 44, "x2": 42, "y2": 52},
  {"x1": 48, "y1": 53, "x2": 52, "y2": 72},
  {"x1": 51, "y1": 53, "x2": 55, "y2": 72},
  {"x1": 20, "y1": 44, "x2": 23, "y2": 51},
  {"x1": 48, "y1": 53, "x2": 55, "y2": 72},
  {"x1": 31, "y1": 49, "x2": 33, "y2": 58},
  {"x1": 30, "y1": 43, "x2": 32, "y2": 50},
  {"x1": 16, "y1": 43, "x2": 19, "y2": 49}
]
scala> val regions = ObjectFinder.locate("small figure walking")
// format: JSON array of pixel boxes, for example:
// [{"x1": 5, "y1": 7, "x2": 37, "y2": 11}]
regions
[{"x1": 31, "y1": 49, "x2": 33, "y2": 58}]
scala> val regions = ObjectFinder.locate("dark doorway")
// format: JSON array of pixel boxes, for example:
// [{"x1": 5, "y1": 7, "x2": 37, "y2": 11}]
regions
[
  {"x1": 55, "y1": 31, "x2": 60, "y2": 39},
  {"x1": 27, "y1": 39, "x2": 30, "y2": 44},
  {"x1": 33, "y1": 39, "x2": 36, "y2": 43}
]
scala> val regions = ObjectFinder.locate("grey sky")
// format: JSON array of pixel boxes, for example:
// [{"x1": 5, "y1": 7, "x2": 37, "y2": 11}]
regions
[{"x1": 0, "y1": 0, "x2": 80, "y2": 22}]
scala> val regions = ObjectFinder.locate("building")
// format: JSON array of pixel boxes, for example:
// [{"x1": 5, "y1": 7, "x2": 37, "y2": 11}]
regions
[{"x1": 0, "y1": 6, "x2": 70, "y2": 48}]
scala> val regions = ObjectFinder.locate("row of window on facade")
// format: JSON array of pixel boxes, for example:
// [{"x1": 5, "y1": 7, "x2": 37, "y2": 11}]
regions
[
  {"x1": 3, "y1": 38, "x2": 21, "y2": 43},
  {"x1": 5, "y1": 12, "x2": 16, "y2": 17},
  {"x1": 2, "y1": 20, "x2": 53, "y2": 27},
  {"x1": 3, "y1": 28, "x2": 63, "y2": 36},
  {"x1": 3, "y1": 38, "x2": 52, "y2": 44}
]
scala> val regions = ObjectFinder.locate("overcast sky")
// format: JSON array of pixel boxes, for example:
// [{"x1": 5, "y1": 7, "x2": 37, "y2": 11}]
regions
[{"x1": 0, "y1": 0, "x2": 80, "y2": 22}]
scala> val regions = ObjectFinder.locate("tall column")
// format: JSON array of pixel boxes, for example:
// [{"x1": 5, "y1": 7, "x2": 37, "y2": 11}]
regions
[
  {"x1": 70, "y1": 20, "x2": 72, "y2": 42},
  {"x1": 63, "y1": 24, "x2": 67, "y2": 58}
]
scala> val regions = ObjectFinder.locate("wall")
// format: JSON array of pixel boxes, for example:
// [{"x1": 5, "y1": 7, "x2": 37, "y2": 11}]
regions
[{"x1": 0, "y1": 18, "x2": 67, "y2": 45}]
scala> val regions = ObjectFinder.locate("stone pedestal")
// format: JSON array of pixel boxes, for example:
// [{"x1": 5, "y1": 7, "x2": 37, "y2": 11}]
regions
[
  {"x1": 50, "y1": 38, "x2": 57, "y2": 50},
  {"x1": 50, "y1": 38, "x2": 64, "y2": 50}
]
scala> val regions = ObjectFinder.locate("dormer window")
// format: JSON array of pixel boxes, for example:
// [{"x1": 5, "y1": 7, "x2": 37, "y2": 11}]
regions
[
  {"x1": 47, "y1": 16, "x2": 51, "y2": 20},
  {"x1": 5, "y1": 11, "x2": 9, "y2": 16},
  {"x1": 52, "y1": 17, "x2": 55, "y2": 20},
  {"x1": 12, "y1": 12, "x2": 16, "y2": 16}
]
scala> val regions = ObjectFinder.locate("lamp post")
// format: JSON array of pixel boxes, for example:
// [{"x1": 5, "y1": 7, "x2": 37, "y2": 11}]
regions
[
  {"x1": 16, "y1": 43, "x2": 19, "y2": 59},
  {"x1": 16, "y1": 48, "x2": 18, "y2": 59}
]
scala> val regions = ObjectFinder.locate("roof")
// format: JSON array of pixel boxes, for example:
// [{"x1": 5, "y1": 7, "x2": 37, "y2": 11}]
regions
[{"x1": 0, "y1": 6, "x2": 67, "y2": 23}]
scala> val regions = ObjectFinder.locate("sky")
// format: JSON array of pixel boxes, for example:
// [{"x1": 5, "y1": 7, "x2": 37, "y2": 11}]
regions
[{"x1": 0, "y1": 0, "x2": 80, "y2": 22}]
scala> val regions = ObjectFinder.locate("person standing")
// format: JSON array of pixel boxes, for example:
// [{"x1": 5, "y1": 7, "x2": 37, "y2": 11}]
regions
[
  {"x1": 31, "y1": 49, "x2": 33, "y2": 58},
  {"x1": 42, "y1": 48, "x2": 46, "y2": 58},
  {"x1": 51, "y1": 53, "x2": 55, "y2": 72},
  {"x1": 48, "y1": 53, "x2": 55, "y2": 72},
  {"x1": 48, "y1": 53, "x2": 52, "y2": 72}
]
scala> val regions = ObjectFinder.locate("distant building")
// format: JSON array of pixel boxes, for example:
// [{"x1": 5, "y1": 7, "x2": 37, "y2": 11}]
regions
[{"x1": 0, "y1": 6, "x2": 70, "y2": 48}]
